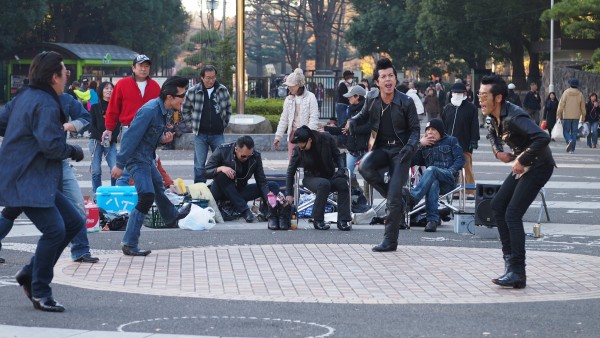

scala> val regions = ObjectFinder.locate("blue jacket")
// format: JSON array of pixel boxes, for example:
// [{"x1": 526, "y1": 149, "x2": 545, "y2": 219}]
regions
[
  {"x1": 0, "y1": 88, "x2": 77, "y2": 207},
  {"x1": 116, "y1": 98, "x2": 169, "y2": 169},
  {"x1": 412, "y1": 135, "x2": 465, "y2": 175},
  {"x1": 60, "y1": 93, "x2": 90, "y2": 133}
]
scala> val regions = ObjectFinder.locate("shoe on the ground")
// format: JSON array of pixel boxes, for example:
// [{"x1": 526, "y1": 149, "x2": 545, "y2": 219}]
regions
[
  {"x1": 267, "y1": 216, "x2": 279, "y2": 230},
  {"x1": 74, "y1": 253, "x2": 99, "y2": 263},
  {"x1": 424, "y1": 221, "x2": 438, "y2": 232},
  {"x1": 15, "y1": 268, "x2": 32, "y2": 300},
  {"x1": 372, "y1": 239, "x2": 398, "y2": 252},
  {"x1": 566, "y1": 141, "x2": 574, "y2": 152},
  {"x1": 313, "y1": 220, "x2": 330, "y2": 230},
  {"x1": 122, "y1": 245, "x2": 151, "y2": 256},
  {"x1": 337, "y1": 221, "x2": 352, "y2": 231},
  {"x1": 32, "y1": 296, "x2": 65, "y2": 312},
  {"x1": 164, "y1": 203, "x2": 192, "y2": 228},
  {"x1": 492, "y1": 271, "x2": 527, "y2": 289},
  {"x1": 242, "y1": 209, "x2": 256, "y2": 223},
  {"x1": 0, "y1": 242, "x2": 4, "y2": 264}
]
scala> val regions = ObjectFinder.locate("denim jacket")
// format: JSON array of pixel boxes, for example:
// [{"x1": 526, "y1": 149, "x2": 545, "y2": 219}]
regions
[
  {"x1": 116, "y1": 98, "x2": 169, "y2": 169},
  {"x1": 412, "y1": 135, "x2": 465, "y2": 176}
]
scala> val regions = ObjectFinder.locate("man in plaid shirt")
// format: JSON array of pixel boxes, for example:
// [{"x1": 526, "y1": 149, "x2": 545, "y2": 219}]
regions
[{"x1": 181, "y1": 65, "x2": 232, "y2": 183}]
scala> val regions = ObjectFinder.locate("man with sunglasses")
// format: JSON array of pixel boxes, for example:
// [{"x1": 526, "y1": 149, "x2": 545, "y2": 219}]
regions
[
  {"x1": 111, "y1": 76, "x2": 192, "y2": 256},
  {"x1": 205, "y1": 135, "x2": 280, "y2": 223}
]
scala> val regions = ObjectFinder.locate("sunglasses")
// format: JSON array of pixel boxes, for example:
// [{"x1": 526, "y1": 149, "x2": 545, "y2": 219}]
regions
[{"x1": 172, "y1": 93, "x2": 186, "y2": 98}]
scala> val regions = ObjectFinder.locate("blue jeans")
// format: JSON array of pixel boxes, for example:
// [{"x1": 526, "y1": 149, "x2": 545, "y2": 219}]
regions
[
  {"x1": 562, "y1": 119, "x2": 578, "y2": 150},
  {"x1": 587, "y1": 122, "x2": 599, "y2": 147},
  {"x1": 194, "y1": 133, "x2": 225, "y2": 183},
  {"x1": 121, "y1": 161, "x2": 178, "y2": 250},
  {"x1": 491, "y1": 164, "x2": 554, "y2": 273},
  {"x1": 116, "y1": 126, "x2": 131, "y2": 186},
  {"x1": 346, "y1": 151, "x2": 364, "y2": 179},
  {"x1": 21, "y1": 191, "x2": 84, "y2": 298},
  {"x1": 0, "y1": 161, "x2": 92, "y2": 261},
  {"x1": 409, "y1": 166, "x2": 456, "y2": 222},
  {"x1": 335, "y1": 103, "x2": 349, "y2": 146},
  {"x1": 89, "y1": 139, "x2": 117, "y2": 193}
]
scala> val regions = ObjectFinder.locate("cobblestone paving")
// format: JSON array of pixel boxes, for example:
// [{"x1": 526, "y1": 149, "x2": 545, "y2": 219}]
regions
[{"x1": 53, "y1": 244, "x2": 600, "y2": 304}]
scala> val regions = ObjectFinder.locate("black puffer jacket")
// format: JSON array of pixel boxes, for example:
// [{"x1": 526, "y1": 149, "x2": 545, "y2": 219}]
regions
[
  {"x1": 285, "y1": 131, "x2": 345, "y2": 196},
  {"x1": 487, "y1": 102, "x2": 555, "y2": 168},
  {"x1": 324, "y1": 99, "x2": 369, "y2": 153},
  {"x1": 441, "y1": 100, "x2": 480, "y2": 153},
  {"x1": 205, "y1": 142, "x2": 270, "y2": 201},
  {"x1": 351, "y1": 88, "x2": 420, "y2": 151}
]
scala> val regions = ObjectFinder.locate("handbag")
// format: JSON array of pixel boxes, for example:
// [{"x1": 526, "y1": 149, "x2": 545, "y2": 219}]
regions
[{"x1": 551, "y1": 120, "x2": 563, "y2": 140}]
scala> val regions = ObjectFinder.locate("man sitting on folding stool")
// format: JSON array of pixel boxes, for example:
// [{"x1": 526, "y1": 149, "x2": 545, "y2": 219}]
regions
[
  {"x1": 285, "y1": 125, "x2": 352, "y2": 231},
  {"x1": 406, "y1": 119, "x2": 465, "y2": 232}
]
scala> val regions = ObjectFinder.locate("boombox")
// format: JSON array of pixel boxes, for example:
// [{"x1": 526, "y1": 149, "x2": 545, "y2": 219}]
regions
[{"x1": 474, "y1": 184, "x2": 501, "y2": 226}]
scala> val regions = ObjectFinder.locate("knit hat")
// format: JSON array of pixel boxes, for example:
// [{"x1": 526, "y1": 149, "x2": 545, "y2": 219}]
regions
[
  {"x1": 426, "y1": 119, "x2": 445, "y2": 136},
  {"x1": 284, "y1": 68, "x2": 305, "y2": 87},
  {"x1": 568, "y1": 78, "x2": 579, "y2": 88}
]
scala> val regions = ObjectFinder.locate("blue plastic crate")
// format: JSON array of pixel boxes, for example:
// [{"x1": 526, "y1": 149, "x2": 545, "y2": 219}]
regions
[{"x1": 96, "y1": 186, "x2": 137, "y2": 213}]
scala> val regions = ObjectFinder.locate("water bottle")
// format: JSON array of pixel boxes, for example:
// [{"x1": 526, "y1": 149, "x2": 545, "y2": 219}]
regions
[
  {"x1": 102, "y1": 135, "x2": 111, "y2": 148},
  {"x1": 290, "y1": 206, "x2": 298, "y2": 230}
]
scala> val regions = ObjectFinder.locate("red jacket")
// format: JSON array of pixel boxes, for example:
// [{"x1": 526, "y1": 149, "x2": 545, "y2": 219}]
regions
[{"x1": 105, "y1": 76, "x2": 160, "y2": 131}]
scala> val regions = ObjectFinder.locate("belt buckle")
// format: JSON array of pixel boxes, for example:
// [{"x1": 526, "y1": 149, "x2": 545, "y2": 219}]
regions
[{"x1": 387, "y1": 140, "x2": 396, "y2": 145}]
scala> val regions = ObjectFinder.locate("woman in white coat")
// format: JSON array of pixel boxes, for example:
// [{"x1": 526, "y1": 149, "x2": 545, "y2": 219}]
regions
[{"x1": 273, "y1": 68, "x2": 320, "y2": 158}]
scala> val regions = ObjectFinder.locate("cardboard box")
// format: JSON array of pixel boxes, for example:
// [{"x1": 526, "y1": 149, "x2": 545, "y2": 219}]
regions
[{"x1": 96, "y1": 186, "x2": 137, "y2": 213}]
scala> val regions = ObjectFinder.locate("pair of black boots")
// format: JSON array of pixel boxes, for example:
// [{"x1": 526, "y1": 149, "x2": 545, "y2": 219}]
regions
[
  {"x1": 492, "y1": 254, "x2": 527, "y2": 289},
  {"x1": 267, "y1": 204, "x2": 292, "y2": 230}
]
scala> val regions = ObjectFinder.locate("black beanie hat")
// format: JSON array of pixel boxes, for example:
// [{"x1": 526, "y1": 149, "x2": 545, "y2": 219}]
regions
[
  {"x1": 426, "y1": 119, "x2": 445, "y2": 136},
  {"x1": 290, "y1": 125, "x2": 312, "y2": 144}
]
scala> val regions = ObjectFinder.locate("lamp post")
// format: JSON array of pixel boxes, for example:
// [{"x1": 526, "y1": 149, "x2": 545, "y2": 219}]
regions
[
  {"x1": 549, "y1": 0, "x2": 554, "y2": 93},
  {"x1": 207, "y1": 0, "x2": 218, "y2": 31}
]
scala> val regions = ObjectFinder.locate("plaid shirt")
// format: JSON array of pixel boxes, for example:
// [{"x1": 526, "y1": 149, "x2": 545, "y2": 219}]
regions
[{"x1": 181, "y1": 80, "x2": 232, "y2": 134}]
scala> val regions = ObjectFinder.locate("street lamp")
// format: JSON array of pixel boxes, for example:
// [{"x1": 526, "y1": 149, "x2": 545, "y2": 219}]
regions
[
  {"x1": 549, "y1": 0, "x2": 554, "y2": 93},
  {"x1": 207, "y1": 0, "x2": 219, "y2": 31}
]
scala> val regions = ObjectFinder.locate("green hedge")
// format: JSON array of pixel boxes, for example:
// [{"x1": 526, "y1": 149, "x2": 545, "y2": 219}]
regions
[{"x1": 232, "y1": 98, "x2": 284, "y2": 116}]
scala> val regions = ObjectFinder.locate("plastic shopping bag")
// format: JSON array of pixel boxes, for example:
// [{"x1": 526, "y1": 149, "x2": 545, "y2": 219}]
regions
[
  {"x1": 179, "y1": 204, "x2": 216, "y2": 230},
  {"x1": 551, "y1": 120, "x2": 563, "y2": 141}
]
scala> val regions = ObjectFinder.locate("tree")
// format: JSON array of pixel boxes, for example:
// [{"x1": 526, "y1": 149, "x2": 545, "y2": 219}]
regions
[
  {"x1": 0, "y1": 0, "x2": 46, "y2": 57},
  {"x1": 305, "y1": 0, "x2": 347, "y2": 69},
  {"x1": 245, "y1": 5, "x2": 286, "y2": 75}
]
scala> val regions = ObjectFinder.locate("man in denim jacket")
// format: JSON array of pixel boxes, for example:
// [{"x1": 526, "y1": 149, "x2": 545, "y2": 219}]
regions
[
  {"x1": 407, "y1": 119, "x2": 465, "y2": 232},
  {"x1": 111, "y1": 76, "x2": 192, "y2": 256}
]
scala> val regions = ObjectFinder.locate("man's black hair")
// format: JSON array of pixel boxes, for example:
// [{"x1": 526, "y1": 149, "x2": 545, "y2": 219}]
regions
[
  {"x1": 200, "y1": 65, "x2": 217, "y2": 77},
  {"x1": 29, "y1": 51, "x2": 64, "y2": 87},
  {"x1": 160, "y1": 76, "x2": 189, "y2": 101},
  {"x1": 397, "y1": 84, "x2": 409, "y2": 94},
  {"x1": 236, "y1": 135, "x2": 254, "y2": 149},
  {"x1": 480, "y1": 74, "x2": 508, "y2": 103},
  {"x1": 373, "y1": 57, "x2": 397, "y2": 82}
]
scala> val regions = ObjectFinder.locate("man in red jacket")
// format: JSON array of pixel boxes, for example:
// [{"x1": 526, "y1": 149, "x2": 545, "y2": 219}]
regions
[{"x1": 102, "y1": 54, "x2": 161, "y2": 185}]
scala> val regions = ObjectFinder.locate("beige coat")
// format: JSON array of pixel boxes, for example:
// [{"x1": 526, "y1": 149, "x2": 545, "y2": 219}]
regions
[
  {"x1": 275, "y1": 90, "x2": 320, "y2": 142},
  {"x1": 557, "y1": 87, "x2": 586, "y2": 121}
]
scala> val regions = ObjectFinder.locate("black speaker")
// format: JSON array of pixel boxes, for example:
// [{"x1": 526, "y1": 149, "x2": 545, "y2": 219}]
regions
[{"x1": 474, "y1": 184, "x2": 501, "y2": 226}]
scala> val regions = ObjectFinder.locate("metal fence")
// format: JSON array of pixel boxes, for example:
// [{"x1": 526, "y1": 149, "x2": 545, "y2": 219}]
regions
[{"x1": 247, "y1": 75, "x2": 342, "y2": 119}]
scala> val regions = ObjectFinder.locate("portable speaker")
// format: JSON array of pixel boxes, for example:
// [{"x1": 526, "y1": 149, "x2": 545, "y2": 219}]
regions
[{"x1": 474, "y1": 184, "x2": 501, "y2": 226}]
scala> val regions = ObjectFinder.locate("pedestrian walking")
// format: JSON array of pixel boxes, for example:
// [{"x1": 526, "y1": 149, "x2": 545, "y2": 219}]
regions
[{"x1": 557, "y1": 78, "x2": 586, "y2": 153}]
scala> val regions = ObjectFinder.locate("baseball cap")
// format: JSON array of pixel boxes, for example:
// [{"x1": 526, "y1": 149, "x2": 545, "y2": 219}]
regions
[
  {"x1": 343, "y1": 85, "x2": 367, "y2": 98},
  {"x1": 133, "y1": 54, "x2": 151, "y2": 65},
  {"x1": 508, "y1": 83, "x2": 516, "y2": 90},
  {"x1": 450, "y1": 82, "x2": 467, "y2": 93}
]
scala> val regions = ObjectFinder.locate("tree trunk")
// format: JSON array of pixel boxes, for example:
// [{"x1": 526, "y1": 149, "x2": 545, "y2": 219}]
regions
[{"x1": 508, "y1": 37, "x2": 527, "y2": 89}]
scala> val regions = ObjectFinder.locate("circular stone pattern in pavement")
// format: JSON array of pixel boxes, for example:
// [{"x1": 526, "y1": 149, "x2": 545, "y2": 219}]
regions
[{"x1": 53, "y1": 244, "x2": 600, "y2": 304}]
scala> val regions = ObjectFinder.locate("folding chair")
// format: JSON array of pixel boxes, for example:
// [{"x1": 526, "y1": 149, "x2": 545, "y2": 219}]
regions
[
  {"x1": 293, "y1": 167, "x2": 352, "y2": 216},
  {"x1": 407, "y1": 168, "x2": 463, "y2": 218}
]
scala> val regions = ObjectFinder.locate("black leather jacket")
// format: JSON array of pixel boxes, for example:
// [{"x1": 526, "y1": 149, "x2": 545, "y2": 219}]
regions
[
  {"x1": 351, "y1": 88, "x2": 420, "y2": 151},
  {"x1": 487, "y1": 102, "x2": 555, "y2": 168},
  {"x1": 285, "y1": 131, "x2": 345, "y2": 196},
  {"x1": 205, "y1": 142, "x2": 270, "y2": 201}
]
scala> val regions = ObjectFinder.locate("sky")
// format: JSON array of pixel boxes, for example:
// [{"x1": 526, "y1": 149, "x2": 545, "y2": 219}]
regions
[{"x1": 182, "y1": 0, "x2": 238, "y2": 18}]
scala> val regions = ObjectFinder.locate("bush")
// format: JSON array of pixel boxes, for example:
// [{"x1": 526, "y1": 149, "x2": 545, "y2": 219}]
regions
[{"x1": 232, "y1": 98, "x2": 284, "y2": 116}]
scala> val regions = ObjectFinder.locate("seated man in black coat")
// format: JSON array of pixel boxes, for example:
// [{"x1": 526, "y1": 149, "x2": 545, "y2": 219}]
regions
[
  {"x1": 285, "y1": 125, "x2": 352, "y2": 231},
  {"x1": 205, "y1": 135, "x2": 279, "y2": 223}
]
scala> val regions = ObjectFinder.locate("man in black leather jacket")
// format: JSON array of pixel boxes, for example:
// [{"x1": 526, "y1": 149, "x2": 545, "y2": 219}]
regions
[
  {"x1": 480, "y1": 74, "x2": 555, "y2": 289},
  {"x1": 285, "y1": 125, "x2": 352, "y2": 231},
  {"x1": 348, "y1": 58, "x2": 420, "y2": 252},
  {"x1": 205, "y1": 135, "x2": 279, "y2": 222}
]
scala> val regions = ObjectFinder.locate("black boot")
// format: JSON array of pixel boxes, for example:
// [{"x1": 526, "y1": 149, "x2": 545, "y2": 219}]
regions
[
  {"x1": 372, "y1": 239, "x2": 398, "y2": 252},
  {"x1": 337, "y1": 220, "x2": 352, "y2": 231},
  {"x1": 375, "y1": 201, "x2": 402, "y2": 251},
  {"x1": 313, "y1": 220, "x2": 330, "y2": 230},
  {"x1": 492, "y1": 271, "x2": 527, "y2": 289},
  {"x1": 424, "y1": 221, "x2": 438, "y2": 232},
  {"x1": 267, "y1": 205, "x2": 279, "y2": 230},
  {"x1": 278, "y1": 204, "x2": 292, "y2": 230},
  {"x1": 0, "y1": 242, "x2": 4, "y2": 264}
]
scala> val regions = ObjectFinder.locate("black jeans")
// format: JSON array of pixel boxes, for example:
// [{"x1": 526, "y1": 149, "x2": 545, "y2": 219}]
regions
[
  {"x1": 302, "y1": 175, "x2": 351, "y2": 222},
  {"x1": 491, "y1": 164, "x2": 554, "y2": 273},
  {"x1": 359, "y1": 145, "x2": 411, "y2": 242},
  {"x1": 210, "y1": 172, "x2": 280, "y2": 213}
]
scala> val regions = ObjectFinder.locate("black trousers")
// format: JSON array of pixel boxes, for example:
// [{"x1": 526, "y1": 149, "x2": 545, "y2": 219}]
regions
[
  {"x1": 302, "y1": 175, "x2": 351, "y2": 222},
  {"x1": 210, "y1": 173, "x2": 280, "y2": 213},
  {"x1": 491, "y1": 164, "x2": 554, "y2": 273},
  {"x1": 359, "y1": 145, "x2": 411, "y2": 243}
]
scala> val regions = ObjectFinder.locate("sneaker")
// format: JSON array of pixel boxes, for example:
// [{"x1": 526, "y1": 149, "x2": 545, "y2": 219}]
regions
[
  {"x1": 74, "y1": 254, "x2": 99, "y2": 263},
  {"x1": 566, "y1": 141, "x2": 574, "y2": 152}
]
